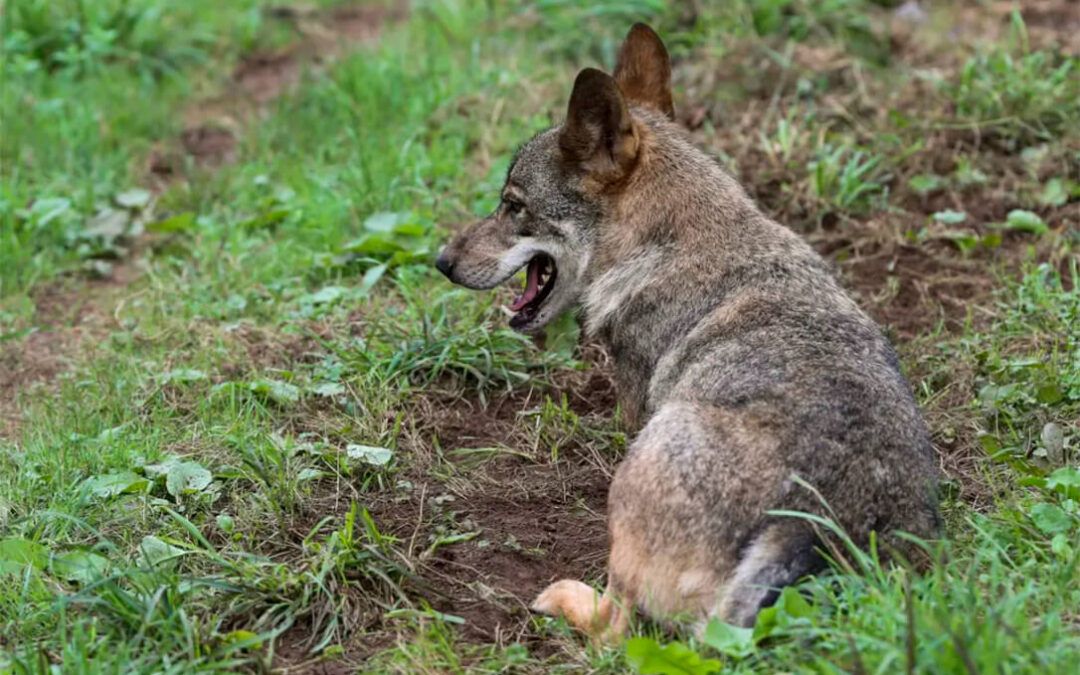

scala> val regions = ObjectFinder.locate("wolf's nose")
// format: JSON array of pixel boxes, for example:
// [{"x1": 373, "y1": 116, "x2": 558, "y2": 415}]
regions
[{"x1": 434, "y1": 253, "x2": 454, "y2": 279}]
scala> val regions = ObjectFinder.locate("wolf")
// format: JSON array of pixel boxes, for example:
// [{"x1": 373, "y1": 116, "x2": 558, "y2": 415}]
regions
[{"x1": 435, "y1": 24, "x2": 939, "y2": 641}]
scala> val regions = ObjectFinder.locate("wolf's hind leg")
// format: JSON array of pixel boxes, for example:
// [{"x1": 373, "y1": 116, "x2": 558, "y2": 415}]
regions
[{"x1": 531, "y1": 580, "x2": 630, "y2": 644}]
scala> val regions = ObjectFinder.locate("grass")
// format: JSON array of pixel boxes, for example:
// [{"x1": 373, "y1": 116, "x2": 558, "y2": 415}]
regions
[
  {"x1": 946, "y1": 12, "x2": 1080, "y2": 146},
  {"x1": 2, "y1": 0, "x2": 1079, "y2": 673},
  {"x1": 0, "y1": 0, "x2": 293, "y2": 297}
]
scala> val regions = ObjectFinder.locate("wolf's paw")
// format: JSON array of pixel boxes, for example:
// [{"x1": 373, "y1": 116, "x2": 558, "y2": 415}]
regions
[
  {"x1": 532, "y1": 579, "x2": 627, "y2": 644},
  {"x1": 531, "y1": 579, "x2": 599, "y2": 626}
]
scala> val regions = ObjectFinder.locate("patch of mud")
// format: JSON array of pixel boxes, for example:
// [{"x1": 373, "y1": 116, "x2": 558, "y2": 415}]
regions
[
  {"x1": 179, "y1": 124, "x2": 238, "y2": 166},
  {"x1": 329, "y1": 3, "x2": 406, "y2": 43},
  {"x1": 379, "y1": 367, "x2": 618, "y2": 644},
  {"x1": 234, "y1": 51, "x2": 303, "y2": 104},
  {"x1": 836, "y1": 239, "x2": 997, "y2": 338},
  {"x1": 411, "y1": 461, "x2": 609, "y2": 643}
]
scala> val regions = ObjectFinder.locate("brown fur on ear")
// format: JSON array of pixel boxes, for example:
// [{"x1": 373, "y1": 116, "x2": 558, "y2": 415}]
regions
[
  {"x1": 559, "y1": 68, "x2": 639, "y2": 176},
  {"x1": 613, "y1": 23, "x2": 674, "y2": 120}
]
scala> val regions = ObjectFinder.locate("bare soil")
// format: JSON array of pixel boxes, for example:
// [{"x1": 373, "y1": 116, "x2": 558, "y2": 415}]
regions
[{"x1": 268, "y1": 364, "x2": 619, "y2": 667}]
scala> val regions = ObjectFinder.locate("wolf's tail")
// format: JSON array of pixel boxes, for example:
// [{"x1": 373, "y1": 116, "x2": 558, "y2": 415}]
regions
[{"x1": 717, "y1": 521, "x2": 825, "y2": 627}]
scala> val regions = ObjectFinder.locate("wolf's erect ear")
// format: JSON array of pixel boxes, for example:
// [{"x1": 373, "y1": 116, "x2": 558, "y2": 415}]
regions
[
  {"x1": 613, "y1": 23, "x2": 674, "y2": 120},
  {"x1": 559, "y1": 68, "x2": 638, "y2": 175}
]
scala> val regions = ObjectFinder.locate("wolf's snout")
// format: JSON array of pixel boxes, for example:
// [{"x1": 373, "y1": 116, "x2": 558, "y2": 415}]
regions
[{"x1": 434, "y1": 251, "x2": 455, "y2": 279}]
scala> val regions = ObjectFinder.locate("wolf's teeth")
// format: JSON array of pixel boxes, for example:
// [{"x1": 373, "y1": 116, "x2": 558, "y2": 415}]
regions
[{"x1": 500, "y1": 306, "x2": 515, "y2": 317}]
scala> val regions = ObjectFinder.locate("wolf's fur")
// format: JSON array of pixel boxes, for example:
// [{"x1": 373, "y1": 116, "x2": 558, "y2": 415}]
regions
[{"x1": 436, "y1": 24, "x2": 939, "y2": 639}]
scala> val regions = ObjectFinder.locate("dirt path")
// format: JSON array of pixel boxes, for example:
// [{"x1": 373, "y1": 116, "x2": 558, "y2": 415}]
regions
[{"x1": 0, "y1": 3, "x2": 407, "y2": 440}]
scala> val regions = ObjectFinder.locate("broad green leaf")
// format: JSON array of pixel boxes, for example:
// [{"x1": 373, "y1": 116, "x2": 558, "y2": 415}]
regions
[
  {"x1": 242, "y1": 208, "x2": 290, "y2": 230},
  {"x1": 977, "y1": 434, "x2": 1001, "y2": 454},
  {"x1": 115, "y1": 188, "x2": 152, "y2": 209},
  {"x1": 752, "y1": 605, "x2": 778, "y2": 642},
  {"x1": 149, "y1": 212, "x2": 196, "y2": 233},
  {"x1": 978, "y1": 383, "x2": 1017, "y2": 404},
  {"x1": 342, "y1": 235, "x2": 406, "y2": 256},
  {"x1": 0, "y1": 537, "x2": 48, "y2": 574},
  {"x1": 359, "y1": 263, "x2": 388, "y2": 293},
  {"x1": 363, "y1": 211, "x2": 411, "y2": 233},
  {"x1": 776, "y1": 586, "x2": 814, "y2": 618},
  {"x1": 139, "y1": 536, "x2": 186, "y2": 567},
  {"x1": 310, "y1": 382, "x2": 345, "y2": 397},
  {"x1": 1003, "y1": 209, "x2": 1048, "y2": 234},
  {"x1": 545, "y1": 312, "x2": 580, "y2": 360},
  {"x1": 165, "y1": 461, "x2": 213, "y2": 497},
  {"x1": 908, "y1": 174, "x2": 943, "y2": 195},
  {"x1": 389, "y1": 249, "x2": 428, "y2": 267},
  {"x1": 84, "y1": 208, "x2": 130, "y2": 240},
  {"x1": 932, "y1": 210, "x2": 967, "y2": 224},
  {"x1": 393, "y1": 223, "x2": 427, "y2": 237},
  {"x1": 222, "y1": 630, "x2": 262, "y2": 647},
  {"x1": 83, "y1": 471, "x2": 150, "y2": 499},
  {"x1": 29, "y1": 197, "x2": 72, "y2": 227},
  {"x1": 1036, "y1": 383, "x2": 1064, "y2": 404},
  {"x1": 702, "y1": 619, "x2": 755, "y2": 659},
  {"x1": 1051, "y1": 533, "x2": 1071, "y2": 555},
  {"x1": 1031, "y1": 503, "x2": 1072, "y2": 534},
  {"x1": 52, "y1": 550, "x2": 108, "y2": 583},
  {"x1": 625, "y1": 637, "x2": 721, "y2": 675},
  {"x1": 297, "y1": 468, "x2": 325, "y2": 482},
  {"x1": 250, "y1": 380, "x2": 300, "y2": 404},
  {"x1": 939, "y1": 230, "x2": 978, "y2": 253},
  {"x1": 216, "y1": 514, "x2": 235, "y2": 532},
  {"x1": 346, "y1": 444, "x2": 393, "y2": 467},
  {"x1": 1046, "y1": 467, "x2": 1080, "y2": 493},
  {"x1": 157, "y1": 369, "x2": 208, "y2": 385},
  {"x1": 305, "y1": 285, "x2": 348, "y2": 305},
  {"x1": 1039, "y1": 178, "x2": 1068, "y2": 207},
  {"x1": 96, "y1": 423, "x2": 132, "y2": 443},
  {"x1": 144, "y1": 457, "x2": 181, "y2": 479}
]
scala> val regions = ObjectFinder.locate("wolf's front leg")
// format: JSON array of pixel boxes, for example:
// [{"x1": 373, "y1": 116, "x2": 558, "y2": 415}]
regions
[{"x1": 531, "y1": 580, "x2": 630, "y2": 644}]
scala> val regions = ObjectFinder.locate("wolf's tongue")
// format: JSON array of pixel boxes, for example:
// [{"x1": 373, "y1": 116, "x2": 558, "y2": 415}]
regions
[{"x1": 509, "y1": 258, "x2": 542, "y2": 312}]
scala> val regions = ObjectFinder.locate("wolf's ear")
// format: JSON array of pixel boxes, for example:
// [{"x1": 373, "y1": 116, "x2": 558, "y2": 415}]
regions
[
  {"x1": 559, "y1": 68, "x2": 638, "y2": 175},
  {"x1": 613, "y1": 23, "x2": 674, "y2": 120}
]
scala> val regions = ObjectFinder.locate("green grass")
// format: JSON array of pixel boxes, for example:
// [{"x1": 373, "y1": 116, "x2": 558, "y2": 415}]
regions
[
  {"x1": 945, "y1": 12, "x2": 1080, "y2": 146},
  {"x1": 0, "y1": 0, "x2": 287, "y2": 297},
  {"x1": 2, "y1": 1, "x2": 1079, "y2": 673}
]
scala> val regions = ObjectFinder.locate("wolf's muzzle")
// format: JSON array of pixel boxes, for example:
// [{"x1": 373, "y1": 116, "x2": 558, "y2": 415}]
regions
[{"x1": 434, "y1": 252, "x2": 454, "y2": 279}]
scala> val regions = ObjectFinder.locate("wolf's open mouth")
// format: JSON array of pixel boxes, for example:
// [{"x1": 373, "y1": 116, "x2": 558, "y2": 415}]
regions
[{"x1": 508, "y1": 254, "x2": 557, "y2": 329}]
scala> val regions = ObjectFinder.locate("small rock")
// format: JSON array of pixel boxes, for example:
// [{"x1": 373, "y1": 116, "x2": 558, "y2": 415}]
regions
[
  {"x1": 895, "y1": 1, "x2": 928, "y2": 25},
  {"x1": 1041, "y1": 422, "x2": 1065, "y2": 464}
]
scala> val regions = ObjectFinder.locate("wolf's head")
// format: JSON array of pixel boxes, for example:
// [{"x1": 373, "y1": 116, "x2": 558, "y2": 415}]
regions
[{"x1": 435, "y1": 24, "x2": 678, "y2": 333}]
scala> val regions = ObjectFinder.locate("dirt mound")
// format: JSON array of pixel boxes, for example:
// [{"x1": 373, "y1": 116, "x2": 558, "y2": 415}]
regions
[
  {"x1": 353, "y1": 365, "x2": 619, "y2": 650},
  {"x1": 179, "y1": 124, "x2": 237, "y2": 166}
]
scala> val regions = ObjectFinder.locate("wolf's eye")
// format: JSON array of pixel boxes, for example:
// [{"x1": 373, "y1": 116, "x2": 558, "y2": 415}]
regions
[{"x1": 504, "y1": 199, "x2": 525, "y2": 218}]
